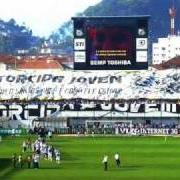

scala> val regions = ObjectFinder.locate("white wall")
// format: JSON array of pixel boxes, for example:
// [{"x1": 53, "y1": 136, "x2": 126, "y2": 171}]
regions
[
  {"x1": 152, "y1": 35, "x2": 180, "y2": 64},
  {"x1": 0, "y1": 63, "x2": 6, "y2": 70}
]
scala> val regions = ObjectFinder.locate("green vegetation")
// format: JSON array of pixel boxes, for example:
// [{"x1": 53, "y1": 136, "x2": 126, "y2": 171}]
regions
[
  {"x1": 1, "y1": 136, "x2": 180, "y2": 180},
  {"x1": 0, "y1": 19, "x2": 42, "y2": 54},
  {"x1": 53, "y1": 0, "x2": 180, "y2": 52},
  {"x1": 117, "y1": 0, "x2": 146, "y2": 5}
]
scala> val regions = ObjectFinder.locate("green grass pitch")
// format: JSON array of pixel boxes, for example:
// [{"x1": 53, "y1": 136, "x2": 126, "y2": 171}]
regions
[{"x1": 1, "y1": 135, "x2": 180, "y2": 180}]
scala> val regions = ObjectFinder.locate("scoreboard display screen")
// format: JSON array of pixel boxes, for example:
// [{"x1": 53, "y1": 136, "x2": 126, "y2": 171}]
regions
[{"x1": 72, "y1": 16, "x2": 149, "y2": 70}]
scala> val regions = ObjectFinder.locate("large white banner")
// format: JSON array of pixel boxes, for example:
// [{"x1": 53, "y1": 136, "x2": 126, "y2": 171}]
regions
[
  {"x1": 0, "y1": 102, "x2": 179, "y2": 121},
  {"x1": 0, "y1": 69, "x2": 179, "y2": 100}
]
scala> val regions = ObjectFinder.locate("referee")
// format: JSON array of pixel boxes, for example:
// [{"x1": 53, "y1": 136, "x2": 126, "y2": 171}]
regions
[{"x1": 114, "y1": 153, "x2": 120, "y2": 167}]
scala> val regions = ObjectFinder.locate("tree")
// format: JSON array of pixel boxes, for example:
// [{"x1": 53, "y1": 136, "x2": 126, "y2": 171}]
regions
[{"x1": 8, "y1": 18, "x2": 16, "y2": 26}]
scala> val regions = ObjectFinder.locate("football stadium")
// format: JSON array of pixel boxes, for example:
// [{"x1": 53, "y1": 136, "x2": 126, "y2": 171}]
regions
[{"x1": 1, "y1": 12, "x2": 180, "y2": 180}]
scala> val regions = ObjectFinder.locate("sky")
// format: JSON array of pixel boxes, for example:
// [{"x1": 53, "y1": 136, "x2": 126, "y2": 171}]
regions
[{"x1": 0, "y1": 0, "x2": 101, "y2": 37}]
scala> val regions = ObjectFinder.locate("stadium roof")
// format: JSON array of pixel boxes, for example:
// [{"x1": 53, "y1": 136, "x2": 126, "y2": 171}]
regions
[
  {"x1": 17, "y1": 58, "x2": 63, "y2": 69},
  {"x1": 0, "y1": 55, "x2": 69, "y2": 69},
  {"x1": 153, "y1": 56, "x2": 180, "y2": 70},
  {"x1": 0, "y1": 55, "x2": 16, "y2": 64}
]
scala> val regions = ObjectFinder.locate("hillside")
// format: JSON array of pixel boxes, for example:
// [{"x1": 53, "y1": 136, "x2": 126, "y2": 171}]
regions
[
  {"x1": 51, "y1": 0, "x2": 180, "y2": 52},
  {"x1": 0, "y1": 18, "x2": 42, "y2": 54},
  {"x1": 84, "y1": 0, "x2": 180, "y2": 40}
]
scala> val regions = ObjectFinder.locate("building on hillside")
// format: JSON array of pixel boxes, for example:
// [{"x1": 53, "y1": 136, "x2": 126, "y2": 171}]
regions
[
  {"x1": 16, "y1": 57, "x2": 63, "y2": 70},
  {"x1": 0, "y1": 55, "x2": 17, "y2": 69},
  {"x1": 152, "y1": 34, "x2": 180, "y2": 64},
  {"x1": 0, "y1": 55, "x2": 73, "y2": 70},
  {"x1": 17, "y1": 49, "x2": 30, "y2": 55},
  {"x1": 40, "y1": 44, "x2": 68, "y2": 56},
  {"x1": 152, "y1": 5, "x2": 180, "y2": 65}
]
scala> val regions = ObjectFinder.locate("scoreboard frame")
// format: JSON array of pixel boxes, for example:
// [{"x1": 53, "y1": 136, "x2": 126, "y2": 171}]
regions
[{"x1": 72, "y1": 16, "x2": 150, "y2": 70}]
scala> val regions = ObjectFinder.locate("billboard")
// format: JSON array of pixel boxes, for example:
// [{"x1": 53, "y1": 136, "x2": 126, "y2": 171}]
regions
[{"x1": 72, "y1": 16, "x2": 149, "y2": 70}]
